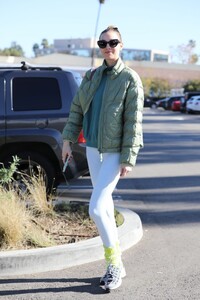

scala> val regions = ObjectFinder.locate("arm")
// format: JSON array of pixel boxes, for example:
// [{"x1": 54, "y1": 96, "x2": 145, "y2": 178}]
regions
[
  {"x1": 120, "y1": 71, "x2": 144, "y2": 167},
  {"x1": 62, "y1": 69, "x2": 94, "y2": 143}
]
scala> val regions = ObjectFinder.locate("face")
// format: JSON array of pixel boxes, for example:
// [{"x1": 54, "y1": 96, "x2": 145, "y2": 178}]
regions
[{"x1": 99, "y1": 30, "x2": 123, "y2": 66}]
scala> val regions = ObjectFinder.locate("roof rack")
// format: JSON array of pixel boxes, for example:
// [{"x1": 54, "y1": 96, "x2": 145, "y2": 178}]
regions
[{"x1": 0, "y1": 61, "x2": 62, "y2": 71}]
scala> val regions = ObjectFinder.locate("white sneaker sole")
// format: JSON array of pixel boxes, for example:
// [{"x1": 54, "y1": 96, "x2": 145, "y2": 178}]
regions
[
  {"x1": 121, "y1": 267, "x2": 126, "y2": 278},
  {"x1": 105, "y1": 277, "x2": 122, "y2": 291},
  {"x1": 100, "y1": 266, "x2": 126, "y2": 290}
]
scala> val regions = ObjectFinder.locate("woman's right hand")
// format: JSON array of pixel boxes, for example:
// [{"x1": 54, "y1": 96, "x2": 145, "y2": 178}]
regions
[{"x1": 62, "y1": 140, "x2": 72, "y2": 164}]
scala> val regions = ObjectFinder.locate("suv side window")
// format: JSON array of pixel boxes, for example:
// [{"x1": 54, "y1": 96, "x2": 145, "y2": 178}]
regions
[{"x1": 12, "y1": 77, "x2": 62, "y2": 111}]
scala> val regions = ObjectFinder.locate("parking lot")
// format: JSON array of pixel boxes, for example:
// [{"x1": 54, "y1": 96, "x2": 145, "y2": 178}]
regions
[{"x1": 1, "y1": 108, "x2": 200, "y2": 300}]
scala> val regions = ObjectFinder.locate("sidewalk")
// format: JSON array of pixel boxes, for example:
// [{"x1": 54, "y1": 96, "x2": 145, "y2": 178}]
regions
[{"x1": 0, "y1": 207, "x2": 143, "y2": 277}]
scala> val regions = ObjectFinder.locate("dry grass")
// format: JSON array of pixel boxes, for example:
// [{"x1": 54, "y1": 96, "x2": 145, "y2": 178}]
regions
[
  {"x1": 0, "y1": 171, "x2": 99, "y2": 250},
  {"x1": 0, "y1": 167, "x2": 56, "y2": 250},
  {"x1": 0, "y1": 186, "x2": 30, "y2": 248},
  {"x1": 0, "y1": 165, "x2": 124, "y2": 251},
  {"x1": 25, "y1": 222, "x2": 55, "y2": 248},
  {"x1": 21, "y1": 168, "x2": 54, "y2": 215}
]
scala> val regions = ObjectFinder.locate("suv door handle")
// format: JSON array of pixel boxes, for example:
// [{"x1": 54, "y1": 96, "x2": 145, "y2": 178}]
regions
[{"x1": 35, "y1": 119, "x2": 48, "y2": 128}]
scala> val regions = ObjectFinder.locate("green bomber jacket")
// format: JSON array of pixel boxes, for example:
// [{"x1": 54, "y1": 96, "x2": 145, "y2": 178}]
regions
[{"x1": 62, "y1": 58, "x2": 144, "y2": 166}]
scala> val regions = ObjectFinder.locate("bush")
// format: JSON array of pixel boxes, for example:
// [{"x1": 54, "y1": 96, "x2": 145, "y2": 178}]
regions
[
  {"x1": 183, "y1": 79, "x2": 200, "y2": 92},
  {"x1": 0, "y1": 156, "x2": 20, "y2": 185},
  {"x1": 142, "y1": 77, "x2": 171, "y2": 98}
]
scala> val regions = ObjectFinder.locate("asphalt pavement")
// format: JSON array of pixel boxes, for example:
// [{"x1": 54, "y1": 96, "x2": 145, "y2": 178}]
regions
[{"x1": 1, "y1": 108, "x2": 200, "y2": 300}]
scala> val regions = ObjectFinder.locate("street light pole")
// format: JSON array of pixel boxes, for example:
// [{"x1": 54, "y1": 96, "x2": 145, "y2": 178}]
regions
[{"x1": 91, "y1": 0, "x2": 105, "y2": 68}]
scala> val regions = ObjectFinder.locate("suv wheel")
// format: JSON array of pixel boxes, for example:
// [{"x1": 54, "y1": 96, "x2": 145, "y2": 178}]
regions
[{"x1": 4, "y1": 152, "x2": 56, "y2": 192}]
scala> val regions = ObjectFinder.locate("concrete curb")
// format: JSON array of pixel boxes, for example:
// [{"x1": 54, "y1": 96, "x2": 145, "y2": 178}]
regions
[{"x1": 0, "y1": 207, "x2": 143, "y2": 277}]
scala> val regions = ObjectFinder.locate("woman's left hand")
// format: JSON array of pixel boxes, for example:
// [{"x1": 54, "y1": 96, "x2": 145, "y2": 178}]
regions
[{"x1": 120, "y1": 164, "x2": 133, "y2": 177}]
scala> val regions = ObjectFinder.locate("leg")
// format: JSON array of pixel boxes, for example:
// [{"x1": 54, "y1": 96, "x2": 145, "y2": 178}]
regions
[
  {"x1": 87, "y1": 147, "x2": 125, "y2": 290},
  {"x1": 87, "y1": 147, "x2": 120, "y2": 247}
]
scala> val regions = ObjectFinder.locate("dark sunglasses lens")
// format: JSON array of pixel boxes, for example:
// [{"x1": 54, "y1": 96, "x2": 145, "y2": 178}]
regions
[
  {"x1": 97, "y1": 39, "x2": 120, "y2": 48},
  {"x1": 97, "y1": 41, "x2": 107, "y2": 48},
  {"x1": 109, "y1": 40, "x2": 119, "y2": 48}
]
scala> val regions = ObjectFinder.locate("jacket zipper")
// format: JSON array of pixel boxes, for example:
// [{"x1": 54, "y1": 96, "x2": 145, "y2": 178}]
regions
[{"x1": 97, "y1": 76, "x2": 108, "y2": 155}]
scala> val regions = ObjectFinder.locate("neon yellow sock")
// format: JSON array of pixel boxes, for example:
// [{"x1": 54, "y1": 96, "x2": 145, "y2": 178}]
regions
[{"x1": 104, "y1": 242, "x2": 122, "y2": 267}]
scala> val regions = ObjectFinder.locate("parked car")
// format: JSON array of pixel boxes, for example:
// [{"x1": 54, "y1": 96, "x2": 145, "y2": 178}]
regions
[
  {"x1": 144, "y1": 98, "x2": 153, "y2": 108},
  {"x1": 144, "y1": 97, "x2": 166, "y2": 109},
  {"x1": 156, "y1": 98, "x2": 168, "y2": 109},
  {"x1": 156, "y1": 96, "x2": 183, "y2": 110},
  {"x1": 186, "y1": 96, "x2": 200, "y2": 114},
  {"x1": 166, "y1": 96, "x2": 184, "y2": 110},
  {"x1": 171, "y1": 100, "x2": 181, "y2": 111},
  {"x1": 0, "y1": 61, "x2": 88, "y2": 191},
  {"x1": 180, "y1": 91, "x2": 200, "y2": 113},
  {"x1": 156, "y1": 96, "x2": 184, "y2": 110}
]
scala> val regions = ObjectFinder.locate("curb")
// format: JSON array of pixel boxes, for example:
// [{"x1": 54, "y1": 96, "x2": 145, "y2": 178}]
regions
[{"x1": 0, "y1": 207, "x2": 143, "y2": 277}]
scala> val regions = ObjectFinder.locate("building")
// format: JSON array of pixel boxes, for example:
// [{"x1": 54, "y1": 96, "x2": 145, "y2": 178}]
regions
[
  {"x1": 53, "y1": 38, "x2": 169, "y2": 63},
  {"x1": 1, "y1": 47, "x2": 200, "y2": 89},
  {"x1": 54, "y1": 38, "x2": 95, "y2": 57}
]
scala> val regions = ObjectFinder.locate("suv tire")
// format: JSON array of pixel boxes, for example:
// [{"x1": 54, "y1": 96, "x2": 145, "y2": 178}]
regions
[{"x1": 4, "y1": 151, "x2": 56, "y2": 192}]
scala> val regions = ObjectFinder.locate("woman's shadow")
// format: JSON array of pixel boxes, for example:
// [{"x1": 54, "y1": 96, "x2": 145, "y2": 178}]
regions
[{"x1": 0, "y1": 276, "x2": 108, "y2": 296}]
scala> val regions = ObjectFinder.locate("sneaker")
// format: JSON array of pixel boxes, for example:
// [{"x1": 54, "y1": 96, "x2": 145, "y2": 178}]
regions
[{"x1": 100, "y1": 264, "x2": 126, "y2": 289}]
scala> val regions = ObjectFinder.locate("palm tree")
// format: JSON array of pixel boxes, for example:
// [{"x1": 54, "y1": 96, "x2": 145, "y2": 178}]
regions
[
  {"x1": 41, "y1": 39, "x2": 49, "y2": 49},
  {"x1": 91, "y1": 0, "x2": 105, "y2": 67},
  {"x1": 33, "y1": 43, "x2": 40, "y2": 57}
]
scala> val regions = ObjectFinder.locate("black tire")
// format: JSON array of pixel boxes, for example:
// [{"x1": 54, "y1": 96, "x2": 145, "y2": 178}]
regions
[
  {"x1": 4, "y1": 151, "x2": 56, "y2": 192},
  {"x1": 151, "y1": 103, "x2": 157, "y2": 109}
]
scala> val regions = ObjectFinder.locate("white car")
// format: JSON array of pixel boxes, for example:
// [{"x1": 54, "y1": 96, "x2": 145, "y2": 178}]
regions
[{"x1": 186, "y1": 96, "x2": 200, "y2": 113}]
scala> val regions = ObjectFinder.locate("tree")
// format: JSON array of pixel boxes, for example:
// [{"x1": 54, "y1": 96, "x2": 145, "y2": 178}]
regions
[
  {"x1": 0, "y1": 41, "x2": 24, "y2": 57},
  {"x1": 189, "y1": 54, "x2": 199, "y2": 64},
  {"x1": 142, "y1": 78, "x2": 171, "y2": 98},
  {"x1": 32, "y1": 43, "x2": 40, "y2": 57},
  {"x1": 41, "y1": 39, "x2": 49, "y2": 49},
  {"x1": 170, "y1": 39, "x2": 198, "y2": 64},
  {"x1": 32, "y1": 39, "x2": 54, "y2": 57},
  {"x1": 183, "y1": 80, "x2": 200, "y2": 92}
]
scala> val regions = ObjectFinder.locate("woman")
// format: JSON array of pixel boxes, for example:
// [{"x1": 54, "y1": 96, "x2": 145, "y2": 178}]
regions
[{"x1": 62, "y1": 26, "x2": 144, "y2": 291}]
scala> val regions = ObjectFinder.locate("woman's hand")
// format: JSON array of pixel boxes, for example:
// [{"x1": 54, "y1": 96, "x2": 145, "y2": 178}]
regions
[
  {"x1": 120, "y1": 164, "x2": 133, "y2": 177},
  {"x1": 62, "y1": 140, "x2": 72, "y2": 164}
]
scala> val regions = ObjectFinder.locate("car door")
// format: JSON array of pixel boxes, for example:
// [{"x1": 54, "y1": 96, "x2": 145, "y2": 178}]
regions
[
  {"x1": 0, "y1": 77, "x2": 5, "y2": 149},
  {"x1": 4, "y1": 71, "x2": 65, "y2": 141}
]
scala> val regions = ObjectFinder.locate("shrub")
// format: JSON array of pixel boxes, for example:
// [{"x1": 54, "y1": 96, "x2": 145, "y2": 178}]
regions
[{"x1": 0, "y1": 156, "x2": 19, "y2": 185}]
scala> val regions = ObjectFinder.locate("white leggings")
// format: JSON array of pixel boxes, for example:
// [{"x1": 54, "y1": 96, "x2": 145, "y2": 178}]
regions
[{"x1": 86, "y1": 147, "x2": 121, "y2": 248}]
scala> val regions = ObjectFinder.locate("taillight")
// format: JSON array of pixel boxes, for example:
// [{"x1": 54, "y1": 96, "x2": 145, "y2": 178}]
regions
[{"x1": 78, "y1": 129, "x2": 86, "y2": 144}]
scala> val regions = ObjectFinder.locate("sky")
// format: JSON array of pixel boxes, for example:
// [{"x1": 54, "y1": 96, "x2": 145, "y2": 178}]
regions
[{"x1": 1, "y1": 0, "x2": 199, "y2": 60}]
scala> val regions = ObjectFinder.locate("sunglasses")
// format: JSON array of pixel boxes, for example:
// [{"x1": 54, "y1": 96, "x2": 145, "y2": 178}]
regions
[{"x1": 97, "y1": 39, "x2": 121, "y2": 49}]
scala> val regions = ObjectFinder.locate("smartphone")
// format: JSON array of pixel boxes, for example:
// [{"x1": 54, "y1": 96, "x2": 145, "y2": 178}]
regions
[{"x1": 62, "y1": 156, "x2": 71, "y2": 173}]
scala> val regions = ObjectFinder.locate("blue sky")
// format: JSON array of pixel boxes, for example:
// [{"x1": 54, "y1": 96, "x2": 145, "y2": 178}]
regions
[{"x1": 1, "y1": 0, "x2": 199, "y2": 59}]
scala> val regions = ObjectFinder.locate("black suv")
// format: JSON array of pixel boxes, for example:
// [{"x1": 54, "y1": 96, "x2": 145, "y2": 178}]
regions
[{"x1": 0, "y1": 62, "x2": 88, "y2": 190}]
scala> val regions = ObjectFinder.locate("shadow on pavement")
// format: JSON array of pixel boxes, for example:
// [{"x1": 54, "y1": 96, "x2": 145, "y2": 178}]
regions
[{"x1": 0, "y1": 277, "x2": 107, "y2": 296}]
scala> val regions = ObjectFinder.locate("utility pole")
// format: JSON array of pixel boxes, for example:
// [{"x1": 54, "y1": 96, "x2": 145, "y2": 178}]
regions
[{"x1": 91, "y1": 0, "x2": 105, "y2": 68}]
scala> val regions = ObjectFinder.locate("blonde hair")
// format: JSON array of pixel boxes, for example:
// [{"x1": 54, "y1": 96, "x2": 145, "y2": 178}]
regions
[{"x1": 99, "y1": 26, "x2": 122, "y2": 42}]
